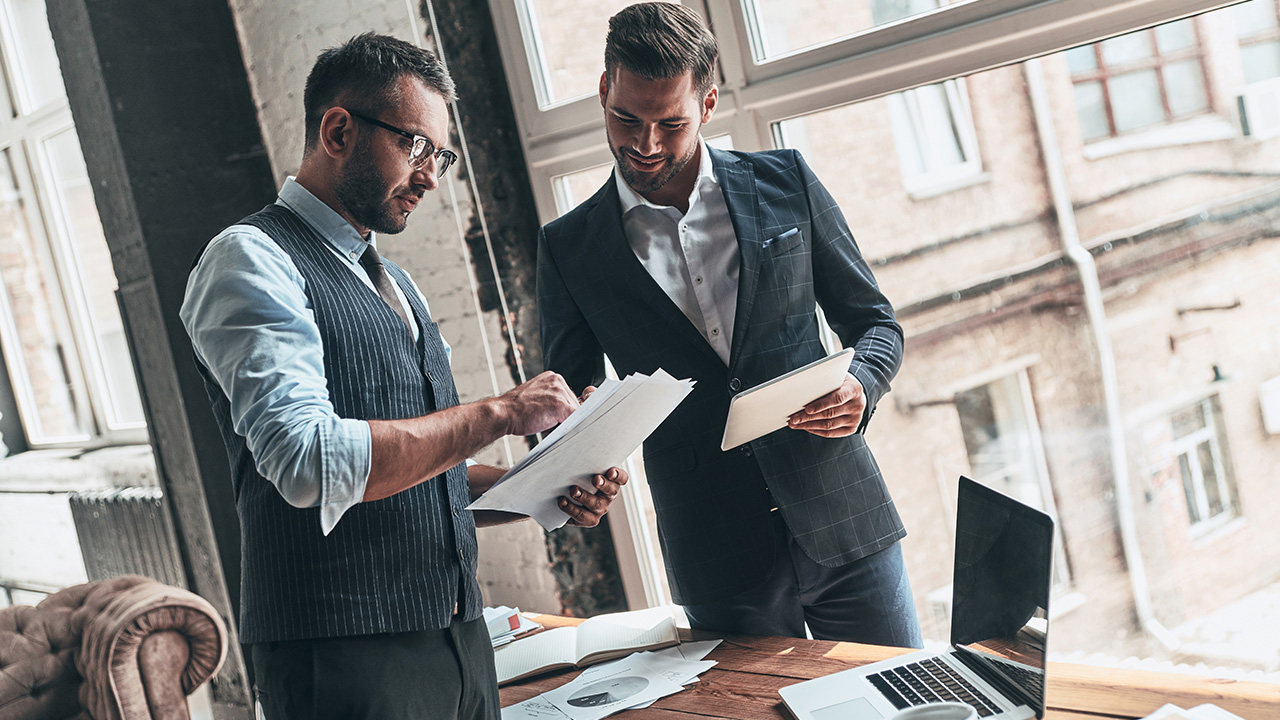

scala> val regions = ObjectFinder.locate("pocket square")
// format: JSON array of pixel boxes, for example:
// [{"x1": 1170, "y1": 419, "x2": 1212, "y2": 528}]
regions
[{"x1": 762, "y1": 228, "x2": 802, "y2": 254}]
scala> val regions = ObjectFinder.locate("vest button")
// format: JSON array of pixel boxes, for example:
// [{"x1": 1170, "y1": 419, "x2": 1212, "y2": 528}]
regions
[
  {"x1": 741, "y1": 445, "x2": 753, "y2": 457},
  {"x1": 729, "y1": 378, "x2": 741, "y2": 392}
]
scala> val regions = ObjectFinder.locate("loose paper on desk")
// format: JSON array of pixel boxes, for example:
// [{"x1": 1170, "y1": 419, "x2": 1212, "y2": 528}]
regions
[
  {"x1": 502, "y1": 646, "x2": 719, "y2": 720},
  {"x1": 468, "y1": 370, "x2": 695, "y2": 530},
  {"x1": 1139, "y1": 705, "x2": 1246, "y2": 720}
]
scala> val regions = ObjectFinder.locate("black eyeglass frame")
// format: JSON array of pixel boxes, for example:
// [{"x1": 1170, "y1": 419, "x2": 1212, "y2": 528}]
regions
[{"x1": 349, "y1": 111, "x2": 457, "y2": 177}]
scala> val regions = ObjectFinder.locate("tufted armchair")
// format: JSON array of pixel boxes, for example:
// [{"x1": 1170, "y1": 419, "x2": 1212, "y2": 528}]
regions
[{"x1": 0, "y1": 575, "x2": 227, "y2": 720}]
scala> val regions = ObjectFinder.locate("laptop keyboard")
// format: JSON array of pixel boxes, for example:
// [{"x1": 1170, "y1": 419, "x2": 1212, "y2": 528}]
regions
[{"x1": 866, "y1": 658, "x2": 1003, "y2": 717}]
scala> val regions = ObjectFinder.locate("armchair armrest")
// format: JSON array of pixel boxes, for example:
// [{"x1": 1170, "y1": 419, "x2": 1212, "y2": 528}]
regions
[{"x1": 76, "y1": 576, "x2": 227, "y2": 720}]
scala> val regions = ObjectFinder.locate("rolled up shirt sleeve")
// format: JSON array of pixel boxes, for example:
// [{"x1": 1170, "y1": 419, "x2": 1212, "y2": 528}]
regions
[{"x1": 180, "y1": 227, "x2": 370, "y2": 535}]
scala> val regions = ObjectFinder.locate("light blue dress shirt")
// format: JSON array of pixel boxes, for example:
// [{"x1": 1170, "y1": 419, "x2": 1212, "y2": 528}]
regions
[{"x1": 181, "y1": 177, "x2": 448, "y2": 535}]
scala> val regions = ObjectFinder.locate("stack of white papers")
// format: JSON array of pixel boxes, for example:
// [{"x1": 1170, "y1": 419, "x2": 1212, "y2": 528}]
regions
[
  {"x1": 502, "y1": 640, "x2": 722, "y2": 720},
  {"x1": 468, "y1": 370, "x2": 695, "y2": 530},
  {"x1": 485, "y1": 606, "x2": 543, "y2": 648}
]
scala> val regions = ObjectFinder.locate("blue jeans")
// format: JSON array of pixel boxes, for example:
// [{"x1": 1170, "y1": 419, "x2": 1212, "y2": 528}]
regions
[{"x1": 682, "y1": 513, "x2": 923, "y2": 648}]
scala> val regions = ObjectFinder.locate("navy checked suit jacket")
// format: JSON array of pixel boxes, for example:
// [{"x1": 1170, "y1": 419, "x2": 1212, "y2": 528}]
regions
[{"x1": 538, "y1": 147, "x2": 907, "y2": 605}]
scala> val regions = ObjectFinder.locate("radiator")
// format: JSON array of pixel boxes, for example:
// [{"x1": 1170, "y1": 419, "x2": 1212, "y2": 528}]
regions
[{"x1": 68, "y1": 487, "x2": 186, "y2": 588}]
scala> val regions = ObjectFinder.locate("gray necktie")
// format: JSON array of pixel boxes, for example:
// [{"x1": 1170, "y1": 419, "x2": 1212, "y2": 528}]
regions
[{"x1": 359, "y1": 243, "x2": 413, "y2": 332}]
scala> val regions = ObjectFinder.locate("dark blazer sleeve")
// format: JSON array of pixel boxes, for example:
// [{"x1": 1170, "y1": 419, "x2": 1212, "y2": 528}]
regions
[
  {"x1": 796, "y1": 150, "x2": 904, "y2": 430},
  {"x1": 537, "y1": 226, "x2": 606, "y2": 395}
]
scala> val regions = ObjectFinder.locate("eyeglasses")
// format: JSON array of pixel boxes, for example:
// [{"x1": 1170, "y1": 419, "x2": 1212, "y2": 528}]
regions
[{"x1": 349, "y1": 111, "x2": 458, "y2": 177}]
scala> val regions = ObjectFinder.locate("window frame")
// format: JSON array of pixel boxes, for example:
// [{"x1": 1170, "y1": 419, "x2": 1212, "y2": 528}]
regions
[
  {"x1": 489, "y1": 0, "x2": 1241, "y2": 223},
  {"x1": 1169, "y1": 396, "x2": 1235, "y2": 534},
  {"x1": 487, "y1": 0, "x2": 1240, "y2": 606},
  {"x1": 1068, "y1": 19, "x2": 1214, "y2": 140},
  {"x1": 0, "y1": 0, "x2": 146, "y2": 449},
  {"x1": 1233, "y1": 0, "x2": 1280, "y2": 85}
]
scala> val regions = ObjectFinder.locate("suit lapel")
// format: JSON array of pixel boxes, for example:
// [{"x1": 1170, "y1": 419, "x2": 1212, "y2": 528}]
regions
[
  {"x1": 711, "y1": 147, "x2": 764, "y2": 374},
  {"x1": 583, "y1": 177, "x2": 721, "y2": 365}
]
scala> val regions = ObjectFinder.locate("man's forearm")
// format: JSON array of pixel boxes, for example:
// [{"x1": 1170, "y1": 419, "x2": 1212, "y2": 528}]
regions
[{"x1": 363, "y1": 399, "x2": 510, "y2": 502}]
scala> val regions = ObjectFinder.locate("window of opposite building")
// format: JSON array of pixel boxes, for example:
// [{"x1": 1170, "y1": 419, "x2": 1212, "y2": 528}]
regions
[
  {"x1": 1065, "y1": 18, "x2": 1211, "y2": 141},
  {"x1": 954, "y1": 370, "x2": 1071, "y2": 591},
  {"x1": 0, "y1": 0, "x2": 144, "y2": 450},
  {"x1": 1168, "y1": 396, "x2": 1236, "y2": 533},
  {"x1": 1233, "y1": 0, "x2": 1280, "y2": 85}
]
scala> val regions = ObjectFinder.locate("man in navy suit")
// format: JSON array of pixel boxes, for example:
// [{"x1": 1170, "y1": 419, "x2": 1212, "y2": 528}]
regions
[{"x1": 537, "y1": 3, "x2": 921, "y2": 647}]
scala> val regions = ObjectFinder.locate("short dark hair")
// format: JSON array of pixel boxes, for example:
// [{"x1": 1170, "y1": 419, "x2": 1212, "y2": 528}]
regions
[
  {"x1": 303, "y1": 33, "x2": 457, "y2": 150},
  {"x1": 604, "y1": 3, "x2": 718, "y2": 96}
]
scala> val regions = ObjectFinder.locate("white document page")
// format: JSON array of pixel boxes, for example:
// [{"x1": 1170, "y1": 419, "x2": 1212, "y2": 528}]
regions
[
  {"x1": 469, "y1": 370, "x2": 694, "y2": 530},
  {"x1": 573, "y1": 606, "x2": 677, "y2": 661},
  {"x1": 493, "y1": 626, "x2": 580, "y2": 684}
]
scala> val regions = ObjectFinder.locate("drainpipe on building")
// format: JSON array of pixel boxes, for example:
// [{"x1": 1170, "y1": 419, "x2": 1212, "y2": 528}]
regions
[{"x1": 1023, "y1": 58, "x2": 1179, "y2": 651}]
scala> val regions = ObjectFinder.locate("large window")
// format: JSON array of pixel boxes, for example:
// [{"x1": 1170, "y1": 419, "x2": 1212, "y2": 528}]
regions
[
  {"x1": 0, "y1": 0, "x2": 143, "y2": 449},
  {"x1": 1233, "y1": 0, "x2": 1280, "y2": 85},
  {"x1": 491, "y1": 0, "x2": 1278, "y2": 670},
  {"x1": 1066, "y1": 19, "x2": 1211, "y2": 141}
]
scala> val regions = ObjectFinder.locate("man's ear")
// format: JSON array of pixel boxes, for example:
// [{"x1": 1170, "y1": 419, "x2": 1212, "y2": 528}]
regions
[
  {"x1": 599, "y1": 70, "x2": 609, "y2": 108},
  {"x1": 318, "y1": 106, "x2": 357, "y2": 160},
  {"x1": 701, "y1": 84, "x2": 719, "y2": 124}
]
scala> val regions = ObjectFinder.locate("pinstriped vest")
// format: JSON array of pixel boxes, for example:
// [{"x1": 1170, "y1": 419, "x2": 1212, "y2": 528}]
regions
[{"x1": 196, "y1": 203, "x2": 482, "y2": 644}]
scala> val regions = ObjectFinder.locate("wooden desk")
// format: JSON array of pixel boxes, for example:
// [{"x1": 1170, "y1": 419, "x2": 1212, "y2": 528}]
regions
[{"x1": 500, "y1": 617, "x2": 1279, "y2": 719}]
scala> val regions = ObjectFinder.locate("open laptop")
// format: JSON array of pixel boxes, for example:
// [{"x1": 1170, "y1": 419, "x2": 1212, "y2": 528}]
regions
[{"x1": 780, "y1": 476, "x2": 1054, "y2": 720}]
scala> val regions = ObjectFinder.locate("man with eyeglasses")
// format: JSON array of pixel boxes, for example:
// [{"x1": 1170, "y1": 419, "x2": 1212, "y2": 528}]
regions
[{"x1": 181, "y1": 33, "x2": 625, "y2": 720}]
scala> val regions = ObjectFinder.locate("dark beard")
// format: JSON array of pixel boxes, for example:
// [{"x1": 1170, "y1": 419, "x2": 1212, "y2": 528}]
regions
[
  {"x1": 335, "y1": 146, "x2": 407, "y2": 235},
  {"x1": 611, "y1": 141, "x2": 698, "y2": 196}
]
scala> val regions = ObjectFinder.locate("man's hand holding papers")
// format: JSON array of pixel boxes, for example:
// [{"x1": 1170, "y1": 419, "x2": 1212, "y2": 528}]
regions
[{"x1": 468, "y1": 370, "x2": 695, "y2": 530}]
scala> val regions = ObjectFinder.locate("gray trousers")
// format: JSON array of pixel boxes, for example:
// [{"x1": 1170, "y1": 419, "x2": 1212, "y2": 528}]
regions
[{"x1": 252, "y1": 615, "x2": 500, "y2": 720}]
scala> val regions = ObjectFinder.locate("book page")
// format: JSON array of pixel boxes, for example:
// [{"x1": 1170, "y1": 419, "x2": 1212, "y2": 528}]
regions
[
  {"x1": 574, "y1": 606, "x2": 679, "y2": 664},
  {"x1": 493, "y1": 626, "x2": 580, "y2": 684}
]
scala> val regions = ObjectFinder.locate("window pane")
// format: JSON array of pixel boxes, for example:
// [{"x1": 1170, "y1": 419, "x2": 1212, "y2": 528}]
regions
[
  {"x1": 521, "y1": 0, "x2": 678, "y2": 107},
  {"x1": 1155, "y1": 19, "x2": 1196, "y2": 54},
  {"x1": 1171, "y1": 403, "x2": 1206, "y2": 438},
  {"x1": 747, "y1": 0, "x2": 940, "y2": 61},
  {"x1": 1232, "y1": 0, "x2": 1278, "y2": 39},
  {"x1": 0, "y1": 148, "x2": 88, "y2": 441},
  {"x1": 1241, "y1": 41, "x2": 1280, "y2": 84},
  {"x1": 7, "y1": 0, "x2": 67, "y2": 110},
  {"x1": 1065, "y1": 46, "x2": 1097, "y2": 74},
  {"x1": 1163, "y1": 60, "x2": 1207, "y2": 118},
  {"x1": 1179, "y1": 453, "x2": 1201, "y2": 525},
  {"x1": 1197, "y1": 440, "x2": 1225, "y2": 517},
  {"x1": 1101, "y1": 30, "x2": 1154, "y2": 66},
  {"x1": 552, "y1": 163, "x2": 612, "y2": 216},
  {"x1": 42, "y1": 129, "x2": 143, "y2": 427},
  {"x1": 1109, "y1": 70, "x2": 1164, "y2": 133},
  {"x1": 1072, "y1": 81, "x2": 1110, "y2": 140}
]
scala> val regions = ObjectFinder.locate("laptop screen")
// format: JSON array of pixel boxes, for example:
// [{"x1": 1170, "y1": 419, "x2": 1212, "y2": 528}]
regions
[{"x1": 949, "y1": 476, "x2": 1055, "y2": 718}]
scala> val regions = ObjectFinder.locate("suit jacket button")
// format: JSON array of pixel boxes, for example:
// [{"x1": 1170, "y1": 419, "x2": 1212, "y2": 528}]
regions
[
  {"x1": 741, "y1": 445, "x2": 753, "y2": 457},
  {"x1": 729, "y1": 378, "x2": 741, "y2": 392}
]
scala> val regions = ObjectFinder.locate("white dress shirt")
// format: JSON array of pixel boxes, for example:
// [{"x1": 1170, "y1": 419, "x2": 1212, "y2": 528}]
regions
[{"x1": 615, "y1": 139, "x2": 740, "y2": 365}]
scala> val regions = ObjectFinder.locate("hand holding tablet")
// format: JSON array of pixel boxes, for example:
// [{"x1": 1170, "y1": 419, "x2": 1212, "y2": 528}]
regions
[{"x1": 720, "y1": 348, "x2": 856, "y2": 451}]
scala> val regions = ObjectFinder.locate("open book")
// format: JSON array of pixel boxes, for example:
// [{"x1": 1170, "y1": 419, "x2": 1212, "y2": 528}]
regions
[{"x1": 493, "y1": 606, "x2": 680, "y2": 685}]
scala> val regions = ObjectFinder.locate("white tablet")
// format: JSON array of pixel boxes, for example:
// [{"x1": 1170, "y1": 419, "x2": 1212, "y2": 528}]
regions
[{"x1": 720, "y1": 348, "x2": 855, "y2": 451}]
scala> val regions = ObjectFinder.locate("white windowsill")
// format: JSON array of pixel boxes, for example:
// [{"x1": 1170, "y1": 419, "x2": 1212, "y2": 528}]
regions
[
  {"x1": 906, "y1": 170, "x2": 992, "y2": 200},
  {"x1": 1190, "y1": 515, "x2": 1246, "y2": 548},
  {"x1": 1082, "y1": 117, "x2": 1237, "y2": 160}
]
